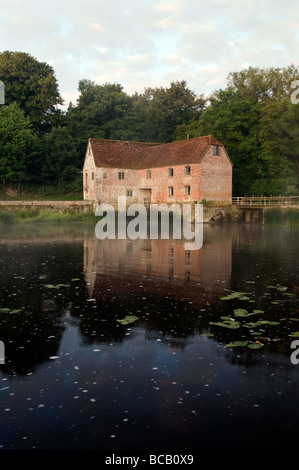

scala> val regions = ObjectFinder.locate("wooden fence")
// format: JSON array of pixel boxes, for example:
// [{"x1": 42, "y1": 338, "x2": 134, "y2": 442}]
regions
[{"x1": 231, "y1": 196, "x2": 299, "y2": 207}]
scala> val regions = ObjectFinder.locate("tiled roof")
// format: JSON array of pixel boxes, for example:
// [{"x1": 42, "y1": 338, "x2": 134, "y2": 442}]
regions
[{"x1": 89, "y1": 135, "x2": 224, "y2": 169}]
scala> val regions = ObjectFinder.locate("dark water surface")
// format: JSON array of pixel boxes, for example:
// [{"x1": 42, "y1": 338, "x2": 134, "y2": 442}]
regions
[{"x1": 0, "y1": 222, "x2": 298, "y2": 451}]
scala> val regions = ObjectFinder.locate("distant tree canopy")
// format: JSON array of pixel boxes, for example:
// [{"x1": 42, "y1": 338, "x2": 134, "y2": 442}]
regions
[{"x1": 0, "y1": 51, "x2": 298, "y2": 196}]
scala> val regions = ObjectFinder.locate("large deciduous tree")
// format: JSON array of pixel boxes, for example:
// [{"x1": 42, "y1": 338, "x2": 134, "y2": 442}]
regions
[{"x1": 0, "y1": 51, "x2": 63, "y2": 134}]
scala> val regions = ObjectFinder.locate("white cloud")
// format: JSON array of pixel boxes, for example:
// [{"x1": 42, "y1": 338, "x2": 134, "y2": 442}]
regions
[{"x1": 0, "y1": 0, "x2": 298, "y2": 108}]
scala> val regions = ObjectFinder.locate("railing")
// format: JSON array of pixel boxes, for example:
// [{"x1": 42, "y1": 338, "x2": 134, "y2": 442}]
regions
[{"x1": 231, "y1": 196, "x2": 299, "y2": 207}]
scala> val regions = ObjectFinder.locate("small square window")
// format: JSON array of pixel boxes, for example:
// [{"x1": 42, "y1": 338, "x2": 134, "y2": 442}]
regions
[
  {"x1": 168, "y1": 167, "x2": 174, "y2": 177},
  {"x1": 213, "y1": 145, "x2": 220, "y2": 155},
  {"x1": 184, "y1": 185, "x2": 191, "y2": 195},
  {"x1": 146, "y1": 170, "x2": 151, "y2": 179},
  {"x1": 184, "y1": 165, "x2": 191, "y2": 175},
  {"x1": 103, "y1": 172, "x2": 108, "y2": 179},
  {"x1": 126, "y1": 190, "x2": 133, "y2": 197},
  {"x1": 168, "y1": 186, "x2": 174, "y2": 196},
  {"x1": 118, "y1": 172, "x2": 125, "y2": 180}
]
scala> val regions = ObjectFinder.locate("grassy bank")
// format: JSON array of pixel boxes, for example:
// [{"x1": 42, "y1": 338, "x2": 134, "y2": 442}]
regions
[
  {"x1": 264, "y1": 207, "x2": 299, "y2": 227},
  {"x1": 0, "y1": 208, "x2": 96, "y2": 225}
]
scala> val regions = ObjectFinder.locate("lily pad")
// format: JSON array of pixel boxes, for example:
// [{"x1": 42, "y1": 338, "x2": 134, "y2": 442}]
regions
[
  {"x1": 225, "y1": 341, "x2": 248, "y2": 348},
  {"x1": 233, "y1": 308, "x2": 248, "y2": 317},
  {"x1": 253, "y1": 309, "x2": 264, "y2": 314},
  {"x1": 44, "y1": 284, "x2": 67, "y2": 289},
  {"x1": 117, "y1": 315, "x2": 138, "y2": 325},
  {"x1": 220, "y1": 291, "x2": 247, "y2": 300},
  {"x1": 247, "y1": 342, "x2": 263, "y2": 349},
  {"x1": 209, "y1": 320, "x2": 240, "y2": 329},
  {"x1": 290, "y1": 332, "x2": 299, "y2": 337}
]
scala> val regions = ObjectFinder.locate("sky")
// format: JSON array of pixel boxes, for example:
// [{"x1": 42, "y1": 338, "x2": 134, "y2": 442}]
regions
[{"x1": 0, "y1": 0, "x2": 298, "y2": 108}]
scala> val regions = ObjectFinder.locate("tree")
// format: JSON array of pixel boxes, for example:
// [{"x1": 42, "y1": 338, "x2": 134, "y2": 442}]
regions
[
  {"x1": 256, "y1": 98, "x2": 299, "y2": 194},
  {"x1": 142, "y1": 80, "x2": 205, "y2": 142},
  {"x1": 0, "y1": 51, "x2": 63, "y2": 134},
  {"x1": 0, "y1": 102, "x2": 37, "y2": 189},
  {"x1": 226, "y1": 65, "x2": 299, "y2": 102},
  {"x1": 68, "y1": 81, "x2": 141, "y2": 141},
  {"x1": 39, "y1": 126, "x2": 81, "y2": 187}
]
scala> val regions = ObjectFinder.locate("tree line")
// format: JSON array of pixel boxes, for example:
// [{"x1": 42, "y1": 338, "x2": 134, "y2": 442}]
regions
[{"x1": 0, "y1": 50, "x2": 298, "y2": 196}]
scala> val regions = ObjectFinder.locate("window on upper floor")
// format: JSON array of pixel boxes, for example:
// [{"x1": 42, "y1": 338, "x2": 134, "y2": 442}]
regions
[
  {"x1": 213, "y1": 144, "x2": 220, "y2": 156},
  {"x1": 118, "y1": 172, "x2": 125, "y2": 180},
  {"x1": 91, "y1": 172, "x2": 94, "y2": 180},
  {"x1": 127, "y1": 190, "x2": 133, "y2": 197},
  {"x1": 168, "y1": 186, "x2": 174, "y2": 196},
  {"x1": 168, "y1": 167, "x2": 174, "y2": 177},
  {"x1": 103, "y1": 172, "x2": 108, "y2": 179},
  {"x1": 184, "y1": 185, "x2": 191, "y2": 195},
  {"x1": 184, "y1": 165, "x2": 191, "y2": 175},
  {"x1": 146, "y1": 170, "x2": 151, "y2": 179}
]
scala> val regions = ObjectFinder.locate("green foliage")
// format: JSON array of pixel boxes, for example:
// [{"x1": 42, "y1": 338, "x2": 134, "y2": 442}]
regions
[
  {"x1": 141, "y1": 80, "x2": 205, "y2": 142},
  {"x1": 0, "y1": 102, "x2": 37, "y2": 188},
  {"x1": 0, "y1": 51, "x2": 63, "y2": 134}
]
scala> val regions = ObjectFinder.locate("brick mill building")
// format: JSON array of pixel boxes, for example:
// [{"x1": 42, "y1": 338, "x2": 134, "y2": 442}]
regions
[{"x1": 83, "y1": 135, "x2": 232, "y2": 205}]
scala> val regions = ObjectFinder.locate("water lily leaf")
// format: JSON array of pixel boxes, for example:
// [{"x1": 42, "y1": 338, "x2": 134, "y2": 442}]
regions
[
  {"x1": 290, "y1": 332, "x2": 299, "y2": 337},
  {"x1": 0, "y1": 308, "x2": 11, "y2": 313},
  {"x1": 253, "y1": 309, "x2": 264, "y2": 314},
  {"x1": 225, "y1": 341, "x2": 247, "y2": 348},
  {"x1": 221, "y1": 316, "x2": 233, "y2": 321},
  {"x1": 247, "y1": 342, "x2": 263, "y2": 349},
  {"x1": 209, "y1": 320, "x2": 240, "y2": 329},
  {"x1": 44, "y1": 284, "x2": 67, "y2": 289},
  {"x1": 117, "y1": 315, "x2": 138, "y2": 325},
  {"x1": 233, "y1": 308, "x2": 248, "y2": 317},
  {"x1": 221, "y1": 292, "x2": 250, "y2": 301},
  {"x1": 244, "y1": 322, "x2": 258, "y2": 328}
]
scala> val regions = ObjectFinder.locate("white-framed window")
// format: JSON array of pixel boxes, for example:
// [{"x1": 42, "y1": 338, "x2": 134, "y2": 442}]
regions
[
  {"x1": 118, "y1": 172, "x2": 125, "y2": 180},
  {"x1": 168, "y1": 167, "x2": 174, "y2": 177},
  {"x1": 127, "y1": 190, "x2": 133, "y2": 197},
  {"x1": 168, "y1": 186, "x2": 174, "y2": 196}
]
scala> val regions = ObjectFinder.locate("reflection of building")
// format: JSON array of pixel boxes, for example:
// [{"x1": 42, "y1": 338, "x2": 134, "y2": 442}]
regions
[
  {"x1": 84, "y1": 226, "x2": 232, "y2": 306},
  {"x1": 83, "y1": 135, "x2": 232, "y2": 204}
]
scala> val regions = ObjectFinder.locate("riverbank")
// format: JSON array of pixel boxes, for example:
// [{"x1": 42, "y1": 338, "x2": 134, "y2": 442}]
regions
[{"x1": 0, "y1": 201, "x2": 298, "y2": 226}]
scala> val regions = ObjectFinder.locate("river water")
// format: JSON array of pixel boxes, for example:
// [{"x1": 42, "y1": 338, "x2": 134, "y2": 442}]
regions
[{"x1": 0, "y1": 222, "x2": 298, "y2": 451}]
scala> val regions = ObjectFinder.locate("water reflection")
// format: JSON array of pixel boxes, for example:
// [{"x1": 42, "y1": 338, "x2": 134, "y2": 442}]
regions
[{"x1": 0, "y1": 222, "x2": 298, "y2": 450}]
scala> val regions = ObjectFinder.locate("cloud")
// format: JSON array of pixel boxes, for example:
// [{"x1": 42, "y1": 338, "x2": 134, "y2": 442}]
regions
[{"x1": 0, "y1": 0, "x2": 298, "y2": 108}]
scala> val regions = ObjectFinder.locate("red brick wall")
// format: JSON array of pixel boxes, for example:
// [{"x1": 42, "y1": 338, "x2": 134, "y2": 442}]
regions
[
  {"x1": 198, "y1": 146, "x2": 232, "y2": 201},
  {"x1": 137, "y1": 164, "x2": 200, "y2": 203}
]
